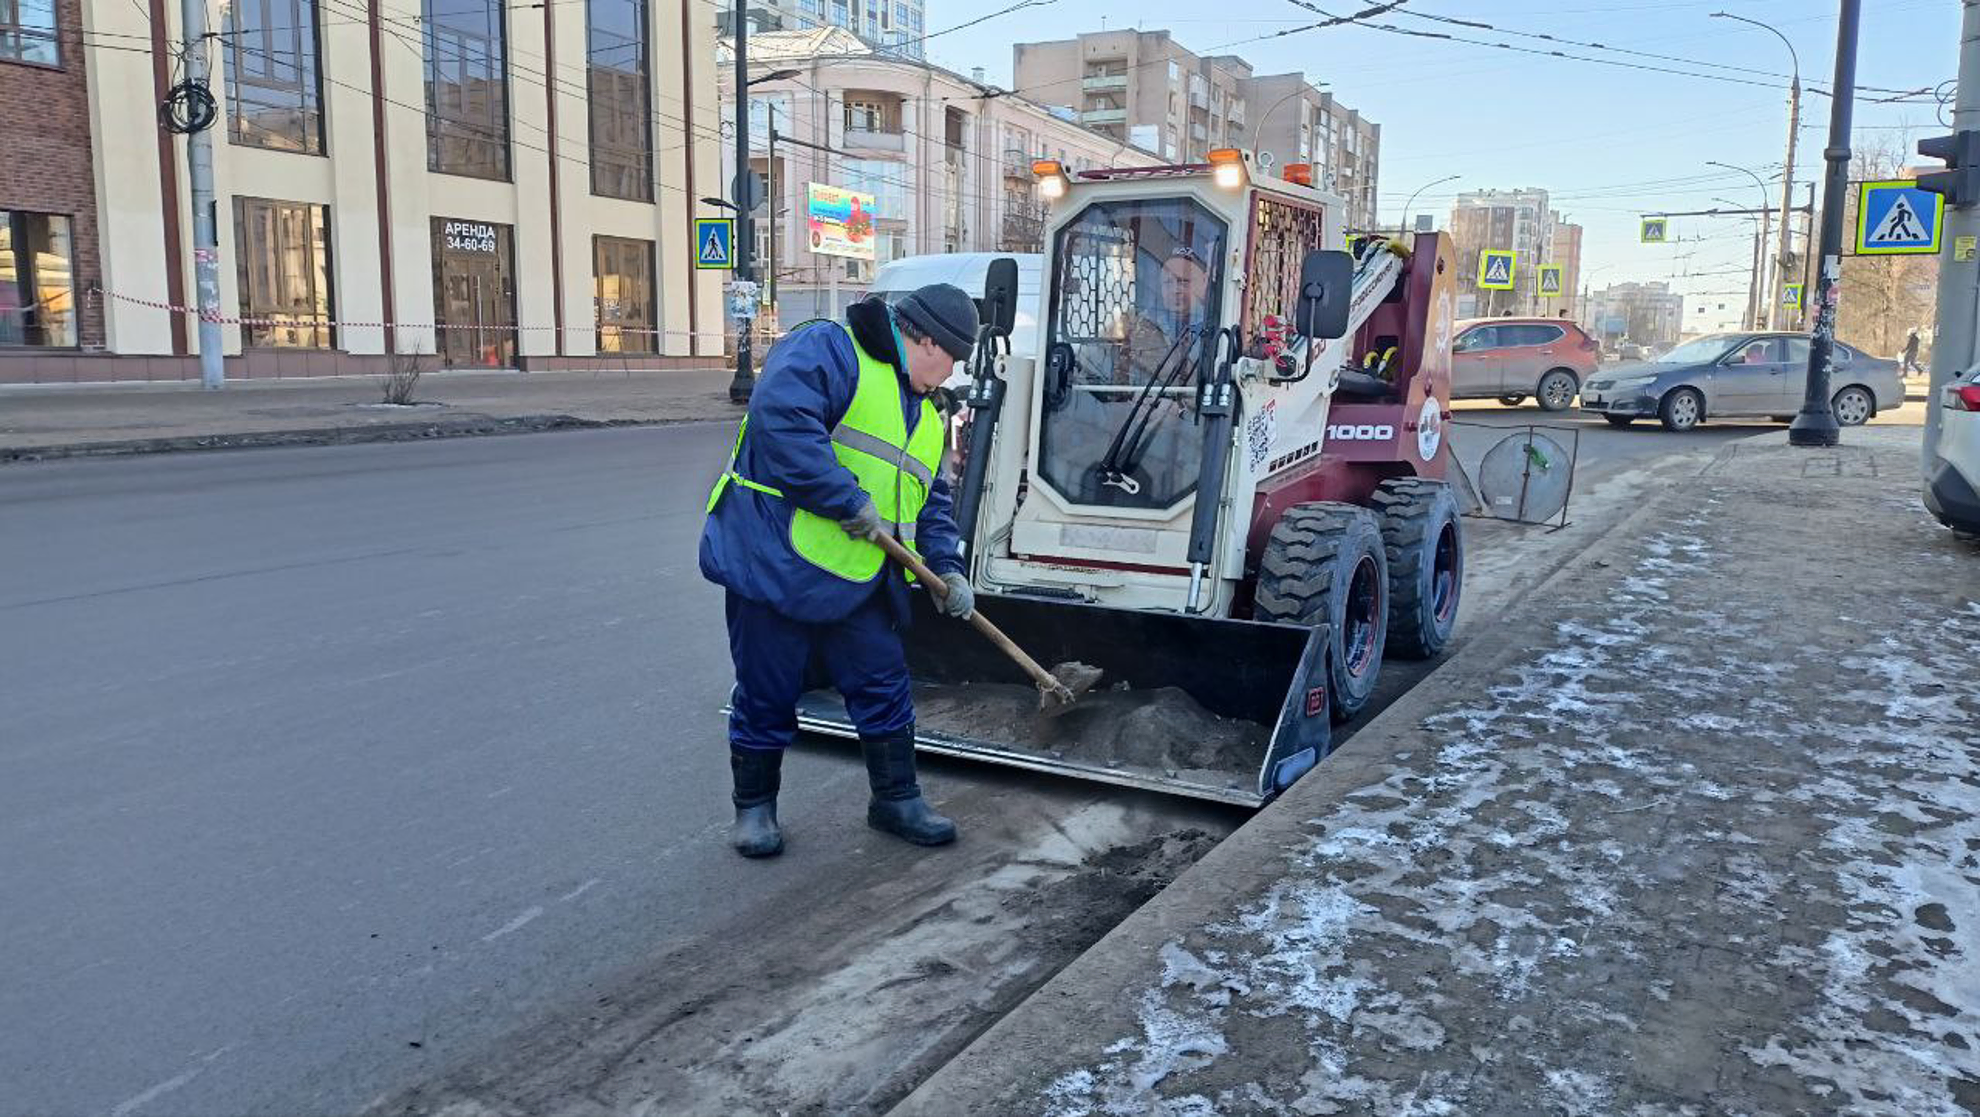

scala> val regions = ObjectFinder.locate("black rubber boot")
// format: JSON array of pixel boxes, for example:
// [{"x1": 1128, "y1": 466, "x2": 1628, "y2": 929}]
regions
[
  {"x1": 861, "y1": 731, "x2": 957, "y2": 847},
  {"x1": 729, "y1": 746, "x2": 784, "y2": 858}
]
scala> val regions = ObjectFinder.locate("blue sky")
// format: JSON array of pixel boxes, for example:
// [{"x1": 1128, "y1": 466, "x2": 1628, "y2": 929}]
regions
[{"x1": 919, "y1": 0, "x2": 1959, "y2": 315}]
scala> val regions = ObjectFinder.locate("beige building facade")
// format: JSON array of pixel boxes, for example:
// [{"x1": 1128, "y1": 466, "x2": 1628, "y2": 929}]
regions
[{"x1": 5, "y1": 0, "x2": 726, "y2": 383}]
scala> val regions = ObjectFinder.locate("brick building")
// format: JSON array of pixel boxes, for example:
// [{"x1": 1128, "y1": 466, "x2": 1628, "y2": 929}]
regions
[{"x1": 0, "y1": 0, "x2": 104, "y2": 354}]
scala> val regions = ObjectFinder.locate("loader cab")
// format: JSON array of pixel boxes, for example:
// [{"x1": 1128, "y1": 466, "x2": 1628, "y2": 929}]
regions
[{"x1": 1037, "y1": 193, "x2": 1230, "y2": 513}]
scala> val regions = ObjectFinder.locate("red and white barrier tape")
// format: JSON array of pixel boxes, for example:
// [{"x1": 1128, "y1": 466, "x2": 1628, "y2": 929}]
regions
[{"x1": 93, "y1": 288, "x2": 780, "y2": 342}]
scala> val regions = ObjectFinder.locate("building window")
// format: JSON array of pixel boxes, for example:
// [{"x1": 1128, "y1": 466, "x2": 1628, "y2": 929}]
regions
[
  {"x1": 843, "y1": 96, "x2": 888, "y2": 133},
  {"x1": 594, "y1": 235, "x2": 656, "y2": 354},
  {"x1": 830, "y1": 0, "x2": 847, "y2": 27},
  {"x1": 0, "y1": 211, "x2": 75, "y2": 347},
  {"x1": 223, "y1": 0, "x2": 325, "y2": 153},
  {"x1": 233, "y1": 198, "x2": 333, "y2": 348},
  {"x1": 797, "y1": 0, "x2": 819, "y2": 16},
  {"x1": 1, "y1": 0, "x2": 59, "y2": 65},
  {"x1": 587, "y1": 0, "x2": 651, "y2": 200},
  {"x1": 424, "y1": 0, "x2": 511, "y2": 180}
]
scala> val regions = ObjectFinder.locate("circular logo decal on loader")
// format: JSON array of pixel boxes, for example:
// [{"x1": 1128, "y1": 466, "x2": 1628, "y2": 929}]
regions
[{"x1": 1417, "y1": 397, "x2": 1443, "y2": 462}]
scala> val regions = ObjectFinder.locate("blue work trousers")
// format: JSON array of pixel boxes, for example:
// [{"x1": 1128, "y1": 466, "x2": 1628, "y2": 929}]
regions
[{"x1": 725, "y1": 589, "x2": 914, "y2": 750}]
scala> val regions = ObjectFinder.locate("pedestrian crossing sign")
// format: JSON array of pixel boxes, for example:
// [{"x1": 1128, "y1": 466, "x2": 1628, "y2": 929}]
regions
[
  {"x1": 1640, "y1": 217, "x2": 1668, "y2": 244},
  {"x1": 1781, "y1": 282, "x2": 1803, "y2": 310},
  {"x1": 1854, "y1": 180, "x2": 1942, "y2": 256},
  {"x1": 1477, "y1": 250, "x2": 1516, "y2": 291},
  {"x1": 695, "y1": 218, "x2": 735, "y2": 270},
  {"x1": 1538, "y1": 264, "x2": 1564, "y2": 298}
]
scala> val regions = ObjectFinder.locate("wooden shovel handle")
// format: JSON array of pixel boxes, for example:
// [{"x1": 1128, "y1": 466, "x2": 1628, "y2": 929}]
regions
[{"x1": 870, "y1": 532, "x2": 1065, "y2": 694}]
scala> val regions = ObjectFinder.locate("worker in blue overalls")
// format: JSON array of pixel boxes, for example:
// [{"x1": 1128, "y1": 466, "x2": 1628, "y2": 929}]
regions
[{"x1": 701, "y1": 285, "x2": 980, "y2": 858}]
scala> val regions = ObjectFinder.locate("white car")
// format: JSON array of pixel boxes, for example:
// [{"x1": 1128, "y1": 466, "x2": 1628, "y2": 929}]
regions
[
  {"x1": 869, "y1": 252, "x2": 1043, "y2": 389},
  {"x1": 1929, "y1": 365, "x2": 1980, "y2": 537}
]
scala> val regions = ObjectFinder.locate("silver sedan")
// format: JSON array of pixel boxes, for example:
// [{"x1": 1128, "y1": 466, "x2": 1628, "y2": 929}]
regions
[{"x1": 1578, "y1": 332, "x2": 1905, "y2": 432}]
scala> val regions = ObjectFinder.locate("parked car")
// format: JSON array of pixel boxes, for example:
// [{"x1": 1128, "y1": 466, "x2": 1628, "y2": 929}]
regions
[
  {"x1": 1579, "y1": 331, "x2": 1904, "y2": 432},
  {"x1": 1928, "y1": 365, "x2": 1980, "y2": 538},
  {"x1": 870, "y1": 252, "x2": 1043, "y2": 388},
  {"x1": 1451, "y1": 317, "x2": 1601, "y2": 411}
]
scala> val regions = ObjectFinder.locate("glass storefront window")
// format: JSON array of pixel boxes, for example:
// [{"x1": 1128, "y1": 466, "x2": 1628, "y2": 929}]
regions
[
  {"x1": 0, "y1": 211, "x2": 77, "y2": 348},
  {"x1": 594, "y1": 235, "x2": 656, "y2": 354},
  {"x1": 234, "y1": 198, "x2": 334, "y2": 347},
  {"x1": 431, "y1": 217, "x2": 516, "y2": 366}
]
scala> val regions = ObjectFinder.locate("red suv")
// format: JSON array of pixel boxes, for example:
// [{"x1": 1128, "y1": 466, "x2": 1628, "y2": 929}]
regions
[{"x1": 1451, "y1": 317, "x2": 1602, "y2": 411}]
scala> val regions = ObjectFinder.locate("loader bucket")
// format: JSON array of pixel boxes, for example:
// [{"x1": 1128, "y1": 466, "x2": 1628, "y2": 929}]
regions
[{"x1": 790, "y1": 591, "x2": 1333, "y2": 807}]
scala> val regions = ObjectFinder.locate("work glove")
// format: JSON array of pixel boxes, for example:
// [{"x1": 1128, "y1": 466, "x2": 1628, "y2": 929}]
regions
[
  {"x1": 839, "y1": 498, "x2": 884, "y2": 541},
  {"x1": 937, "y1": 573, "x2": 975, "y2": 620}
]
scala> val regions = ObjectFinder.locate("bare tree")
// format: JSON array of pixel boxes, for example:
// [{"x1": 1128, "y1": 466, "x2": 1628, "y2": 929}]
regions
[{"x1": 1837, "y1": 132, "x2": 1940, "y2": 361}]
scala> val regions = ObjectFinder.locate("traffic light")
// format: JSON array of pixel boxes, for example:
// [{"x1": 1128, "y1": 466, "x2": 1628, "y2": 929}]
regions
[{"x1": 1917, "y1": 131, "x2": 1980, "y2": 207}]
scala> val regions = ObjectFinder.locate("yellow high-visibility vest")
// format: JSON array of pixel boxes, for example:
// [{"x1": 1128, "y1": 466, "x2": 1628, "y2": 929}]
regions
[{"x1": 706, "y1": 323, "x2": 944, "y2": 582}]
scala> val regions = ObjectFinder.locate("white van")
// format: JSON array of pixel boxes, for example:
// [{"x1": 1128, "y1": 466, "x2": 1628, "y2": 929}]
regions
[{"x1": 868, "y1": 253, "x2": 1044, "y2": 384}]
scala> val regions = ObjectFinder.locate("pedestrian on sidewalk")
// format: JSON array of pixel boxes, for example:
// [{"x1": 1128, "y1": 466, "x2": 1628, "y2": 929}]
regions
[
  {"x1": 1902, "y1": 327, "x2": 1923, "y2": 376},
  {"x1": 700, "y1": 285, "x2": 981, "y2": 859}
]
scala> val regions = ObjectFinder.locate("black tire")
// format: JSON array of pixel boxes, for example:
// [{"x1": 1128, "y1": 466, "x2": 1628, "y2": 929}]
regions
[
  {"x1": 1770, "y1": 415, "x2": 1795, "y2": 424},
  {"x1": 1536, "y1": 369, "x2": 1579, "y2": 412},
  {"x1": 1497, "y1": 394, "x2": 1527, "y2": 407},
  {"x1": 1254, "y1": 503, "x2": 1388, "y2": 724},
  {"x1": 1659, "y1": 387, "x2": 1704, "y2": 432},
  {"x1": 1370, "y1": 478, "x2": 1463, "y2": 660},
  {"x1": 1832, "y1": 385, "x2": 1874, "y2": 426}
]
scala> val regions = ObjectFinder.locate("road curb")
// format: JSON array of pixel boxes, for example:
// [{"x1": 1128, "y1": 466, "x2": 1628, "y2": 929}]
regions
[
  {"x1": 891, "y1": 452, "x2": 1710, "y2": 1114},
  {"x1": 0, "y1": 413, "x2": 714, "y2": 463}
]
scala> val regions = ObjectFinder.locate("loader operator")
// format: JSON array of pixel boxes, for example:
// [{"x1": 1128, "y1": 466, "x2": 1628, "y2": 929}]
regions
[{"x1": 700, "y1": 285, "x2": 981, "y2": 860}]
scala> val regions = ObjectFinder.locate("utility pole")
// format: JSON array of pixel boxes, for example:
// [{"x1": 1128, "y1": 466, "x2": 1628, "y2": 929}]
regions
[
  {"x1": 1788, "y1": 0, "x2": 1858, "y2": 448},
  {"x1": 728, "y1": 6, "x2": 756, "y2": 404},
  {"x1": 171, "y1": 0, "x2": 225, "y2": 389},
  {"x1": 1776, "y1": 78, "x2": 1802, "y2": 331},
  {"x1": 1921, "y1": 0, "x2": 1980, "y2": 476},
  {"x1": 766, "y1": 105, "x2": 777, "y2": 326}
]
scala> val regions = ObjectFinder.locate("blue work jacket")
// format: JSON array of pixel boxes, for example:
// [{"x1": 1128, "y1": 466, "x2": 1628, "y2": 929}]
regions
[{"x1": 699, "y1": 299, "x2": 966, "y2": 624}]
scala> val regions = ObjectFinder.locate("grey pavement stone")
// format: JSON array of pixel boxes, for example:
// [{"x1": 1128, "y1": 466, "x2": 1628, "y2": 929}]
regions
[
  {"x1": 898, "y1": 428, "x2": 1980, "y2": 1117},
  {"x1": 0, "y1": 367, "x2": 737, "y2": 455}
]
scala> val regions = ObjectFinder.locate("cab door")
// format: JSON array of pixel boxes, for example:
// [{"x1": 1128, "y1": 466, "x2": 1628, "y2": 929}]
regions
[{"x1": 1450, "y1": 325, "x2": 1503, "y2": 397}]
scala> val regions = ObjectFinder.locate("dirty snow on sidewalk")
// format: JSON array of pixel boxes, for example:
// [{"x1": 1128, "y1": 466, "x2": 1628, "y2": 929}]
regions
[{"x1": 1044, "y1": 453, "x2": 1980, "y2": 1115}]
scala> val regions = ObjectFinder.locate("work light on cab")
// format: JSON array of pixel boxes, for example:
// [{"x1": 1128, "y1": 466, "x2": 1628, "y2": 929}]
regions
[
  {"x1": 1032, "y1": 159, "x2": 1069, "y2": 200},
  {"x1": 1207, "y1": 148, "x2": 1247, "y2": 190}
]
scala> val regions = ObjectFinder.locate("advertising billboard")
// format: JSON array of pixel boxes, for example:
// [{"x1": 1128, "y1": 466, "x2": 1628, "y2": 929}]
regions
[{"x1": 806, "y1": 182, "x2": 877, "y2": 261}]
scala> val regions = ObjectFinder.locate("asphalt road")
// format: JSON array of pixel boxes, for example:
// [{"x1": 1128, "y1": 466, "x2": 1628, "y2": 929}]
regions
[
  {"x1": 0, "y1": 403, "x2": 1924, "y2": 1115},
  {"x1": 0, "y1": 426, "x2": 1235, "y2": 1117}
]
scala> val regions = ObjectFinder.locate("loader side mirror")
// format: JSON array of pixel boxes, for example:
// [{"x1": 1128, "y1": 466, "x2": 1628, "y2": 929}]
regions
[
  {"x1": 1293, "y1": 249, "x2": 1354, "y2": 340},
  {"x1": 978, "y1": 256, "x2": 1020, "y2": 338}
]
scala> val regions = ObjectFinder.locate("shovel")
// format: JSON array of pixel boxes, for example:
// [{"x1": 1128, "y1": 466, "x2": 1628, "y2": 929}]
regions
[{"x1": 872, "y1": 532, "x2": 1101, "y2": 714}]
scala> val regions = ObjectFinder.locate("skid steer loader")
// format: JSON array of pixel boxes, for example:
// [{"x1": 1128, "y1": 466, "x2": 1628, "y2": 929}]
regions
[{"x1": 794, "y1": 150, "x2": 1464, "y2": 807}]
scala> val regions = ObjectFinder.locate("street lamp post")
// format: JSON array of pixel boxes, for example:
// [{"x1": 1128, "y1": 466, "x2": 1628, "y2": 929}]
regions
[
  {"x1": 1707, "y1": 160, "x2": 1775, "y2": 327},
  {"x1": 1713, "y1": 196, "x2": 1766, "y2": 330},
  {"x1": 1251, "y1": 82, "x2": 1327, "y2": 168},
  {"x1": 1712, "y1": 11, "x2": 1802, "y2": 333},
  {"x1": 1400, "y1": 173, "x2": 1461, "y2": 239},
  {"x1": 1788, "y1": 0, "x2": 1860, "y2": 448}
]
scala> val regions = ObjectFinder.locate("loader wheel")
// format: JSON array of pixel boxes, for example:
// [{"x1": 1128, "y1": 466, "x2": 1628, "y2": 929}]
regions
[
  {"x1": 1371, "y1": 478, "x2": 1463, "y2": 660},
  {"x1": 1254, "y1": 503, "x2": 1388, "y2": 724}
]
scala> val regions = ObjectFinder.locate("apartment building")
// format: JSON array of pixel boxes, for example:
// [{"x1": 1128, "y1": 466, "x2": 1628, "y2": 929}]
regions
[
  {"x1": 1012, "y1": 31, "x2": 1381, "y2": 228},
  {"x1": 1588, "y1": 281, "x2": 1685, "y2": 351},
  {"x1": 2, "y1": 0, "x2": 726, "y2": 383},
  {"x1": 717, "y1": 0, "x2": 927, "y2": 59},
  {"x1": 722, "y1": 26, "x2": 1156, "y2": 323},
  {"x1": 1241, "y1": 72, "x2": 1380, "y2": 230},
  {"x1": 1449, "y1": 188, "x2": 1558, "y2": 318},
  {"x1": 1549, "y1": 220, "x2": 1584, "y2": 320},
  {"x1": 1011, "y1": 30, "x2": 1249, "y2": 165}
]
